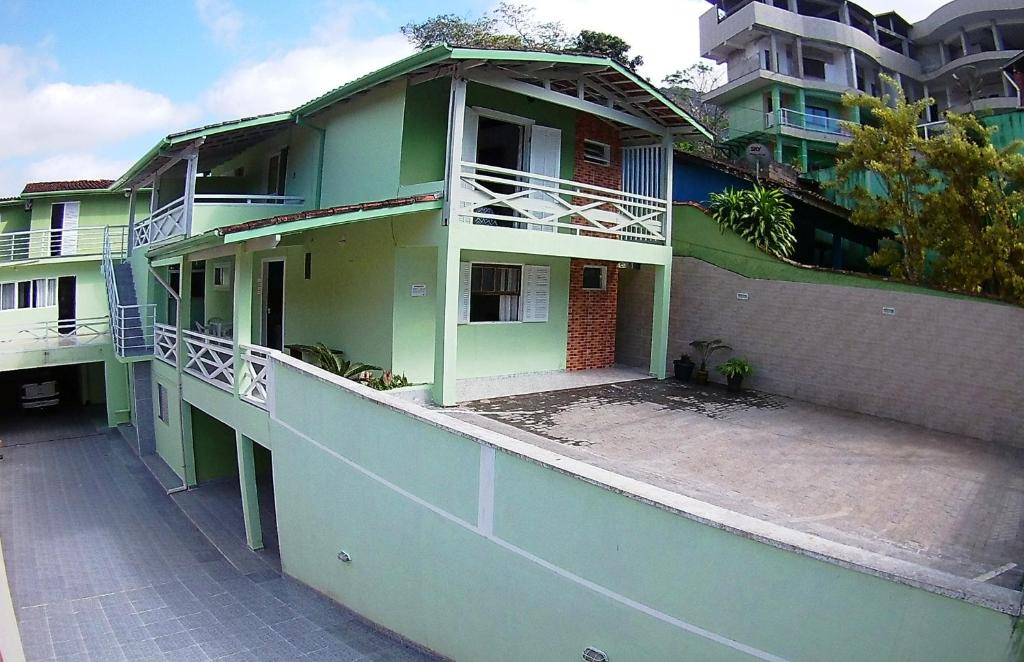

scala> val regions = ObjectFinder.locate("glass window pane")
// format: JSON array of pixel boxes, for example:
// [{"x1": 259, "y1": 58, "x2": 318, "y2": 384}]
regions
[
  {"x1": 17, "y1": 281, "x2": 30, "y2": 308},
  {"x1": 47, "y1": 279, "x2": 57, "y2": 306},
  {"x1": 0, "y1": 282, "x2": 13, "y2": 310}
]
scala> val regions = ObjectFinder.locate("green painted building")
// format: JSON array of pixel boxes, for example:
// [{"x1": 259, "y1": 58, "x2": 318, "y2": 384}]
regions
[{"x1": 0, "y1": 180, "x2": 151, "y2": 428}]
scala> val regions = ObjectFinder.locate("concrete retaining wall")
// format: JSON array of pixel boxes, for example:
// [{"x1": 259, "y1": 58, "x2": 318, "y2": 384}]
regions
[{"x1": 617, "y1": 257, "x2": 1024, "y2": 446}]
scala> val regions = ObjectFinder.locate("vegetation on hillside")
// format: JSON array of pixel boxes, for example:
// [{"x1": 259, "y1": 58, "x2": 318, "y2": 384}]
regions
[
  {"x1": 708, "y1": 185, "x2": 796, "y2": 259},
  {"x1": 833, "y1": 76, "x2": 1024, "y2": 304}
]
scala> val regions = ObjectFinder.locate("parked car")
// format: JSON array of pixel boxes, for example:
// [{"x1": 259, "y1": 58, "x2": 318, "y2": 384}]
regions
[{"x1": 20, "y1": 380, "x2": 59, "y2": 409}]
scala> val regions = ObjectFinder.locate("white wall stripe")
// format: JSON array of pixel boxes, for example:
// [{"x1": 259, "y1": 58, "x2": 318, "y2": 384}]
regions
[
  {"x1": 478, "y1": 446, "x2": 496, "y2": 536},
  {"x1": 272, "y1": 414, "x2": 788, "y2": 662}
]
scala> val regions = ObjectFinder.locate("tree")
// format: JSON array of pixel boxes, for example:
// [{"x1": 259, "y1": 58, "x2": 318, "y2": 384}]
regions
[
  {"x1": 662, "y1": 63, "x2": 727, "y2": 144},
  {"x1": 401, "y1": 4, "x2": 645, "y2": 69},
  {"x1": 833, "y1": 76, "x2": 935, "y2": 281},
  {"x1": 572, "y1": 31, "x2": 642, "y2": 68},
  {"x1": 919, "y1": 114, "x2": 1024, "y2": 302}
]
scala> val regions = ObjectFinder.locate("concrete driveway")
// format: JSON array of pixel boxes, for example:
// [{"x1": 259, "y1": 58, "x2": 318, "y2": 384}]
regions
[{"x1": 455, "y1": 379, "x2": 1024, "y2": 590}]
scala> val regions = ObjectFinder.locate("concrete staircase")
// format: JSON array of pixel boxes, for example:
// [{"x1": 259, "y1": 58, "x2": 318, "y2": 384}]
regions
[{"x1": 110, "y1": 262, "x2": 152, "y2": 357}]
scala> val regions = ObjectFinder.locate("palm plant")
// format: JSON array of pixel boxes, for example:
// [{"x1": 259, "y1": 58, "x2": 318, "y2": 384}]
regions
[
  {"x1": 708, "y1": 185, "x2": 796, "y2": 259},
  {"x1": 288, "y1": 343, "x2": 380, "y2": 381},
  {"x1": 689, "y1": 339, "x2": 731, "y2": 384}
]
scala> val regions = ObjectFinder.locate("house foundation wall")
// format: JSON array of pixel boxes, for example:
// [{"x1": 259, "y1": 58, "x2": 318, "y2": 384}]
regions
[{"x1": 617, "y1": 256, "x2": 1024, "y2": 445}]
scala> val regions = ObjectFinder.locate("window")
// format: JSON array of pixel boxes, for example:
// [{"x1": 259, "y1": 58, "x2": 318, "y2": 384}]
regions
[
  {"x1": 802, "y1": 57, "x2": 827, "y2": 79},
  {"x1": 157, "y1": 384, "x2": 169, "y2": 423},
  {"x1": 266, "y1": 148, "x2": 289, "y2": 196},
  {"x1": 581, "y1": 265, "x2": 607, "y2": 290},
  {"x1": 805, "y1": 106, "x2": 831, "y2": 131},
  {"x1": 459, "y1": 263, "x2": 550, "y2": 324},
  {"x1": 212, "y1": 264, "x2": 231, "y2": 290},
  {"x1": 0, "y1": 278, "x2": 57, "y2": 311},
  {"x1": 470, "y1": 264, "x2": 522, "y2": 322},
  {"x1": 583, "y1": 140, "x2": 611, "y2": 166},
  {"x1": 304, "y1": 252, "x2": 312, "y2": 280}
]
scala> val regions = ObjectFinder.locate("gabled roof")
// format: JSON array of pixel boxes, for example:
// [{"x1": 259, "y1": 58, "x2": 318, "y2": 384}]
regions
[
  {"x1": 294, "y1": 45, "x2": 712, "y2": 139},
  {"x1": 22, "y1": 179, "x2": 114, "y2": 195}
]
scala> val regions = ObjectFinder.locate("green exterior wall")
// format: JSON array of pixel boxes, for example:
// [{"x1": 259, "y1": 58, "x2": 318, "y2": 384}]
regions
[
  {"x1": 263, "y1": 356, "x2": 1019, "y2": 662},
  {"x1": 152, "y1": 360, "x2": 186, "y2": 480},
  {"x1": 392, "y1": 245, "x2": 438, "y2": 384},
  {"x1": 0, "y1": 203, "x2": 30, "y2": 234},
  {"x1": 320, "y1": 81, "x2": 409, "y2": 207},
  {"x1": 27, "y1": 190, "x2": 147, "y2": 232},
  {"x1": 400, "y1": 78, "x2": 451, "y2": 188},
  {"x1": 726, "y1": 90, "x2": 767, "y2": 139},
  {"x1": 456, "y1": 251, "x2": 569, "y2": 378}
]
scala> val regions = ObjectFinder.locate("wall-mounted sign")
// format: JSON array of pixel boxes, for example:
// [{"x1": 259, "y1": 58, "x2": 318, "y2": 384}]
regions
[{"x1": 411, "y1": 284, "x2": 427, "y2": 297}]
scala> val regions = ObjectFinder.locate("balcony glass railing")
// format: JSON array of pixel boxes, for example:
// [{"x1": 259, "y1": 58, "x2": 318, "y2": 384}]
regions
[{"x1": 766, "y1": 109, "x2": 852, "y2": 136}]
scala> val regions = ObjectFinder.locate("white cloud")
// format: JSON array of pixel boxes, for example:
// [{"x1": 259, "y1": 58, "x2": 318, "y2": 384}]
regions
[
  {"x1": 195, "y1": 0, "x2": 245, "y2": 45},
  {"x1": 202, "y1": 6, "x2": 415, "y2": 117},
  {"x1": 24, "y1": 152, "x2": 133, "y2": 183},
  {"x1": 0, "y1": 44, "x2": 195, "y2": 160}
]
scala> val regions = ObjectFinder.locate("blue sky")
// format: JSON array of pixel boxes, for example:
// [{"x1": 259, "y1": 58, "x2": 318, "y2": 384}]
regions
[{"x1": 0, "y1": 0, "x2": 947, "y2": 196}]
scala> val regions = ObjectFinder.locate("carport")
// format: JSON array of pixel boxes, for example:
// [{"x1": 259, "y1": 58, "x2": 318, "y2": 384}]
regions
[{"x1": 0, "y1": 362, "x2": 108, "y2": 447}]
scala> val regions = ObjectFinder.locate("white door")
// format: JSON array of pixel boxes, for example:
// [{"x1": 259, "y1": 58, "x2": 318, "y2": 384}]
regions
[
  {"x1": 59, "y1": 202, "x2": 80, "y2": 255},
  {"x1": 527, "y1": 126, "x2": 561, "y2": 232}
]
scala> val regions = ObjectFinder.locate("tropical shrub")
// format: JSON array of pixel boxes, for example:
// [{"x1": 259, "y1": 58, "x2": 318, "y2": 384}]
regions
[
  {"x1": 708, "y1": 185, "x2": 797, "y2": 259},
  {"x1": 716, "y1": 358, "x2": 753, "y2": 378},
  {"x1": 689, "y1": 339, "x2": 731, "y2": 372},
  {"x1": 289, "y1": 343, "x2": 380, "y2": 381},
  {"x1": 367, "y1": 371, "x2": 412, "y2": 391}
]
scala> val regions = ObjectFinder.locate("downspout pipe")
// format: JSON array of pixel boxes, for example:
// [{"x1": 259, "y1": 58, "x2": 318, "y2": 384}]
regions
[
  {"x1": 295, "y1": 117, "x2": 326, "y2": 208},
  {"x1": 148, "y1": 264, "x2": 189, "y2": 494}
]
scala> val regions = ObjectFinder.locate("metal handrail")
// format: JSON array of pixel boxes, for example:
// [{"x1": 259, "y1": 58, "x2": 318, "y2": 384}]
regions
[
  {"x1": 0, "y1": 226, "x2": 126, "y2": 263},
  {"x1": 194, "y1": 193, "x2": 305, "y2": 205}
]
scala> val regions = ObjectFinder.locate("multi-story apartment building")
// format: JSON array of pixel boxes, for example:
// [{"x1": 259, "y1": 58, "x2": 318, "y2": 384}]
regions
[
  {"x1": 699, "y1": 0, "x2": 1024, "y2": 172},
  {"x1": 0, "y1": 180, "x2": 149, "y2": 428}
]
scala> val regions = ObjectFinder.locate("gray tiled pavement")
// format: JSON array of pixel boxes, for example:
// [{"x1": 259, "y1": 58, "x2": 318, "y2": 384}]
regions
[{"x1": 0, "y1": 423, "x2": 441, "y2": 661}]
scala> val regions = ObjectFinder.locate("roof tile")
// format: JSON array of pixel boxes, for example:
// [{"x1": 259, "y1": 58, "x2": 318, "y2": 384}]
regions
[{"x1": 22, "y1": 179, "x2": 114, "y2": 194}]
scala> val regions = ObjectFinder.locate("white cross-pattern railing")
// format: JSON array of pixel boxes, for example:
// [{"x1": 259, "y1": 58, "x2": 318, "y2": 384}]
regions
[
  {"x1": 0, "y1": 226, "x2": 126, "y2": 263},
  {"x1": 133, "y1": 196, "x2": 187, "y2": 248},
  {"x1": 456, "y1": 161, "x2": 667, "y2": 242},
  {"x1": 239, "y1": 343, "x2": 272, "y2": 409},
  {"x1": 154, "y1": 322, "x2": 178, "y2": 366},
  {"x1": 182, "y1": 329, "x2": 235, "y2": 391},
  {"x1": 0, "y1": 316, "x2": 110, "y2": 353}
]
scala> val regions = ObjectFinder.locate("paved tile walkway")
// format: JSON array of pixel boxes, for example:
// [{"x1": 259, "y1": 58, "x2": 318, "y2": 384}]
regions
[{"x1": 0, "y1": 424, "x2": 440, "y2": 661}]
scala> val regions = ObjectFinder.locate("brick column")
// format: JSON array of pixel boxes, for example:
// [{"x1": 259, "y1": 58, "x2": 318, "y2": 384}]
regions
[{"x1": 566, "y1": 259, "x2": 620, "y2": 371}]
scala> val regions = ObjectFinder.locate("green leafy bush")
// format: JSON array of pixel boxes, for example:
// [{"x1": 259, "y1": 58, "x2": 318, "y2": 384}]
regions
[
  {"x1": 716, "y1": 358, "x2": 753, "y2": 379},
  {"x1": 708, "y1": 185, "x2": 797, "y2": 259}
]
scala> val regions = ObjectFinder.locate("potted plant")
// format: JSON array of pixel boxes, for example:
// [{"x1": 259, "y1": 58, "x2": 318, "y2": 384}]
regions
[
  {"x1": 717, "y1": 358, "x2": 753, "y2": 392},
  {"x1": 673, "y1": 354, "x2": 695, "y2": 381},
  {"x1": 689, "y1": 339, "x2": 731, "y2": 385}
]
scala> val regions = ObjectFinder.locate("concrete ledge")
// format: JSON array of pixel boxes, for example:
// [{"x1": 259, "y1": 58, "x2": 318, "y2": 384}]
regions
[
  {"x1": 0, "y1": 534, "x2": 26, "y2": 662},
  {"x1": 273, "y1": 352, "x2": 1022, "y2": 616}
]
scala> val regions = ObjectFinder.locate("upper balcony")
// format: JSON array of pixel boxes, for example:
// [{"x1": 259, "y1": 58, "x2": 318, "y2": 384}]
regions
[
  {"x1": 133, "y1": 193, "x2": 305, "y2": 247},
  {"x1": 0, "y1": 226, "x2": 126, "y2": 264}
]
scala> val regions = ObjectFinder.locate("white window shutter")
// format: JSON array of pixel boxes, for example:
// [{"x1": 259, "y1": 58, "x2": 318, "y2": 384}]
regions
[
  {"x1": 60, "y1": 201, "x2": 80, "y2": 255},
  {"x1": 527, "y1": 126, "x2": 561, "y2": 232},
  {"x1": 462, "y1": 108, "x2": 479, "y2": 163},
  {"x1": 458, "y1": 262, "x2": 471, "y2": 324},
  {"x1": 522, "y1": 265, "x2": 550, "y2": 323}
]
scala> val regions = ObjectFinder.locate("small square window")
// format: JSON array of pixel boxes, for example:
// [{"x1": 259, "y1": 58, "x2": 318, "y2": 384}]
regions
[
  {"x1": 583, "y1": 140, "x2": 611, "y2": 166},
  {"x1": 157, "y1": 384, "x2": 169, "y2": 423},
  {"x1": 581, "y1": 265, "x2": 607, "y2": 290},
  {"x1": 212, "y1": 265, "x2": 231, "y2": 290}
]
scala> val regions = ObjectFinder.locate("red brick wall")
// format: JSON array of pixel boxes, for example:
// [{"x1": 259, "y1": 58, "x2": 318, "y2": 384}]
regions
[
  {"x1": 566, "y1": 259, "x2": 619, "y2": 371},
  {"x1": 573, "y1": 113, "x2": 622, "y2": 190}
]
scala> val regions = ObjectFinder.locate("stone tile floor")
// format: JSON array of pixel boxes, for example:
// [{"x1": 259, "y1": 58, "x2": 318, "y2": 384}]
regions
[
  {"x1": 454, "y1": 379, "x2": 1024, "y2": 590},
  {"x1": 0, "y1": 420, "x2": 441, "y2": 661}
]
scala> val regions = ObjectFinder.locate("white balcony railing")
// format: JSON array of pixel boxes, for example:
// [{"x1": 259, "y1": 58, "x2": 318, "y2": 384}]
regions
[
  {"x1": 194, "y1": 193, "x2": 305, "y2": 206},
  {"x1": 0, "y1": 316, "x2": 110, "y2": 353},
  {"x1": 239, "y1": 343, "x2": 272, "y2": 409},
  {"x1": 133, "y1": 196, "x2": 187, "y2": 248},
  {"x1": 0, "y1": 226, "x2": 126, "y2": 263},
  {"x1": 766, "y1": 109, "x2": 852, "y2": 137},
  {"x1": 154, "y1": 322, "x2": 178, "y2": 366},
  {"x1": 182, "y1": 329, "x2": 235, "y2": 391},
  {"x1": 917, "y1": 120, "x2": 948, "y2": 139},
  {"x1": 456, "y1": 161, "x2": 668, "y2": 242}
]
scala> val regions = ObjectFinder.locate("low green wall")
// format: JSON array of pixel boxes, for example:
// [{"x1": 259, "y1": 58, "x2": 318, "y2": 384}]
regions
[
  {"x1": 267, "y1": 355, "x2": 1019, "y2": 662},
  {"x1": 672, "y1": 205, "x2": 977, "y2": 300}
]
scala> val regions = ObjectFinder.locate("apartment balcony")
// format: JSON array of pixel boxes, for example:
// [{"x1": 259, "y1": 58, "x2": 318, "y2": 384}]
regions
[
  {"x1": 155, "y1": 323, "x2": 270, "y2": 410},
  {"x1": 453, "y1": 159, "x2": 669, "y2": 244},
  {"x1": 133, "y1": 193, "x2": 305, "y2": 248},
  {"x1": 766, "y1": 108, "x2": 853, "y2": 140},
  {"x1": 0, "y1": 226, "x2": 126, "y2": 264}
]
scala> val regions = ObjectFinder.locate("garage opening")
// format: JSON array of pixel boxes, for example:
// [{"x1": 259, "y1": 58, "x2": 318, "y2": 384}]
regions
[
  {"x1": 0, "y1": 362, "x2": 107, "y2": 446},
  {"x1": 180, "y1": 406, "x2": 280, "y2": 570}
]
